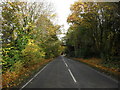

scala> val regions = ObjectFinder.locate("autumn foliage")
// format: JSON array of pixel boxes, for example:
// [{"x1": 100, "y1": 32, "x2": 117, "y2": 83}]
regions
[
  {"x1": 2, "y1": 59, "x2": 52, "y2": 88},
  {"x1": 64, "y1": 1, "x2": 120, "y2": 79},
  {"x1": 1, "y1": 1, "x2": 63, "y2": 88}
]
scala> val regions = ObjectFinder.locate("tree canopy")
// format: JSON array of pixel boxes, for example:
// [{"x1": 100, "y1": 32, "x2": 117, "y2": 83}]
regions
[
  {"x1": 65, "y1": 1, "x2": 120, "y2": 61},
  {"x1": 1, "y1": 0, "x2": 63, "y2": 72}
]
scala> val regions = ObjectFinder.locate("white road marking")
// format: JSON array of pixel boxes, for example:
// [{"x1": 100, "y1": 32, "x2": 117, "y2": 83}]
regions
[
  {"x1": 62, "y1": 57, "x2": 66, "y2": 63},
  {"x1": 62, "y1": 56, "x2": 77, "y2": 83},
  {"x1": 62, "y1": 57, "x2": 68, "y2": 67},
  {"x1": 65, "y1": 63, "x2": 68, "y2": 67},
  {"x1": 20, "y1": 63, "x2": 49, "y2": 90},
  {"x1": 62, "y1": 56, "x2": 65, "y2": 63},
  {"x1": 68, "y1": 57, "x2": 118, "y2": 83},
  {"x1": 68, "y1": 69, "x2": 77, "y2": 83}
]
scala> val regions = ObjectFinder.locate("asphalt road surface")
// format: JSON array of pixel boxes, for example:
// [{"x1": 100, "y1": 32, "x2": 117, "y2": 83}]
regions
[{"x1": 21, "y1": 56, "x2": 119, "y2": 89}]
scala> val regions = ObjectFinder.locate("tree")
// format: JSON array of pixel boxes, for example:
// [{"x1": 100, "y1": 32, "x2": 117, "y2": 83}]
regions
[
  {"x1": 1, "y1": 0, "x2": 62, "y2": 72},
  {"x1": 65, "y1": 1, "x2": 120, "y2": 60}
]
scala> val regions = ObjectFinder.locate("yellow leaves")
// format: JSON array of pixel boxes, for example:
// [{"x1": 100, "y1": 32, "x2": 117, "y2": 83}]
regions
[
  {"x1": 39, "y1": 51, "x2": 45, "y2": 57},
  {"x1": 68, "y1": 14, "x2": 80, "y2": 24},
  {"x1": 0, "y1": 59, "x2": 6, "y2": 65},
  {"x1": 28, "y1": 39, "x2": 34, "y2": 45},
  {"x1": 7, "y1": 2, "x2": 16, "y2": 9},
  {"x1": 50, "y1": 14, "x2": 56, "y2": 18},
  {"x1": 28, "y1": 22, "x2": 31, "y2": 25},
  {"x1": 105, "y1": 5, "x2": 108, "y2": 8},
  {"x1": 14, "y1": 61, "x2": 23, "y2": 72},
  {"x1": 7, "y1": 1, "x2": 12, "y2": 5},
  {"x1": 12, "y1": 30, "x2": 17, "y2": 40},
  {"x1": 22, "y1": 39, "x2": 45, "y2": 58},
  {"x1": 83, "y1": 4, "x2": 88, "y2": 8},
  {"x1": 25, "y1": 74, "x2": 29, "y2": 76},
  {"x1": 3, "y1": 6, "x2": 10, "y2": 11}
]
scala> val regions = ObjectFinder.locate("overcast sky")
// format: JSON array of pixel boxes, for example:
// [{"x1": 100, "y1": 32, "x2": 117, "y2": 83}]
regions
[
  {"x1": 46, "y1": 0, "x2": 77, "y2": 31},
  {"x1": 1, "y1": 0, "x2": 119, "y2": 38},
  {"x1": 44, "y1": 0, "x2": 78, "y2": 39},
  {"x1": 23, "y1": 0, "x2": 77, "y2": 31}
]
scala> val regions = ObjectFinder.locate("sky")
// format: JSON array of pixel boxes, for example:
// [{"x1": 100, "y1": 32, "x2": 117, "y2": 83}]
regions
[
  {"x1": 23, "y1": 0, "x2": 77, "y2": 39},
  {"x1": 0, "y1": 0, "x2": 77, "y2": 31},
  {"x1": 45, "y1": 0, "x2": 119, "y2": 31},
  {"x1": 46, "y1": 0, "x2": 77, "y2": 31},
  {"x1": 0, "y1": 0, "x2": 77, "y2": 39},
  {"x1": 2, "y1": 0, "x2": 119, "y2": 38},
  {"x1": 45, "y1": 0, "x2": 78, "y2": 39},
  {"x1": 26, "y1": 0, "x2": 119, "y2": 31},
  {"x1": 25, "y1": 0, "x2": 77, "y2": 31}
]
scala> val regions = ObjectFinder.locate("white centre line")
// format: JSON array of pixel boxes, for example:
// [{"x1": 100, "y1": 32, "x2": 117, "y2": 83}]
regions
[
  {"x1": 20, "y1": 63, "x2": 49, "y2": 90},
  {"x1": 68, "y1": 69, "x2": 77, "y2": 83},
  {"x1": 65, "y1": 63, "x2": 68, "y2": 67},
  {"x1": 62, "y1": 56, "x2": 77, "y2": 83},
  {"x1": 62, "y1": 57, "x2": 66, "y2": 63}
]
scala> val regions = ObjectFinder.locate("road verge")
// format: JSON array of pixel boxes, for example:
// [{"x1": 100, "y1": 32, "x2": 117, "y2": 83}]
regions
[
  {"x1": 2, "y1": 58, "x2": 53, "y2": 88},
  {"x1": 71, "y1": 58, "x2": 120, "y2": 81}
]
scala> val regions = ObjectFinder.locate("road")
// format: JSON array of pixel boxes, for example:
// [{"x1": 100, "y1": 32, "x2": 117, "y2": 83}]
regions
[{"x1": 21, "y1": 56, "x2": 119, "y2": 89}]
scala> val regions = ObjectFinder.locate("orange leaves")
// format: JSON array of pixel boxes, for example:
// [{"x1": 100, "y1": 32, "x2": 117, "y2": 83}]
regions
[
  {"x1": 67, "y1": 13, "x2": 82, "y2": 24},
  {"x1": 2, "y1": 59, "x2": 52, "y2": 88},
  {"x1": 2, "y1": 71, "x2": 19, "y2": 88},
  {"x1": 70, "y1": 2, "x2": 84, "y2": 11}
]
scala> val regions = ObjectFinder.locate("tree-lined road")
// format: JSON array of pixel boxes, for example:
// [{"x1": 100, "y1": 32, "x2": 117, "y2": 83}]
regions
[{"x1": 21, "y1": 56, "x2": 118, "y2": 89}]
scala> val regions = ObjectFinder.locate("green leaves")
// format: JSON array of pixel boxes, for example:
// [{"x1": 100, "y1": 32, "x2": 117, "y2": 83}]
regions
[
  {"x1": 65, "y1": 2, "x2": 120, "y2": 60},
  {"x1": 1, "y1": 1, "x2": 62, "y2": 73}
]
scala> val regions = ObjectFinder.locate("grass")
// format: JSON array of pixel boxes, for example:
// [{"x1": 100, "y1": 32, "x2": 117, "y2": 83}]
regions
[
  {"x1": 72, "y1": 57, "x2": 120, "y2": 81},
  {"x1": 2, "y1": 58, "x2": 53, "y2": 88}
]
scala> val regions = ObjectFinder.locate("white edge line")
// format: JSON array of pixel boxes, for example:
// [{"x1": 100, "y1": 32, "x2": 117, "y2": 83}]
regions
[
  {"x1": 20, "y1": 63, "x2": 49, "y2": 90},
  {"x1": 68, "y1": 69, "x2": 77, "y2": 83},
  {"x1": 69, "y1": 58, "x2": 118, "y2": 83}
]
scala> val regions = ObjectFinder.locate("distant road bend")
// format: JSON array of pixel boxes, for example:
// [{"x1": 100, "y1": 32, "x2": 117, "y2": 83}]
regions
[{"x1": 20, "y1": 56, "x2": 119, "y2": 89}]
